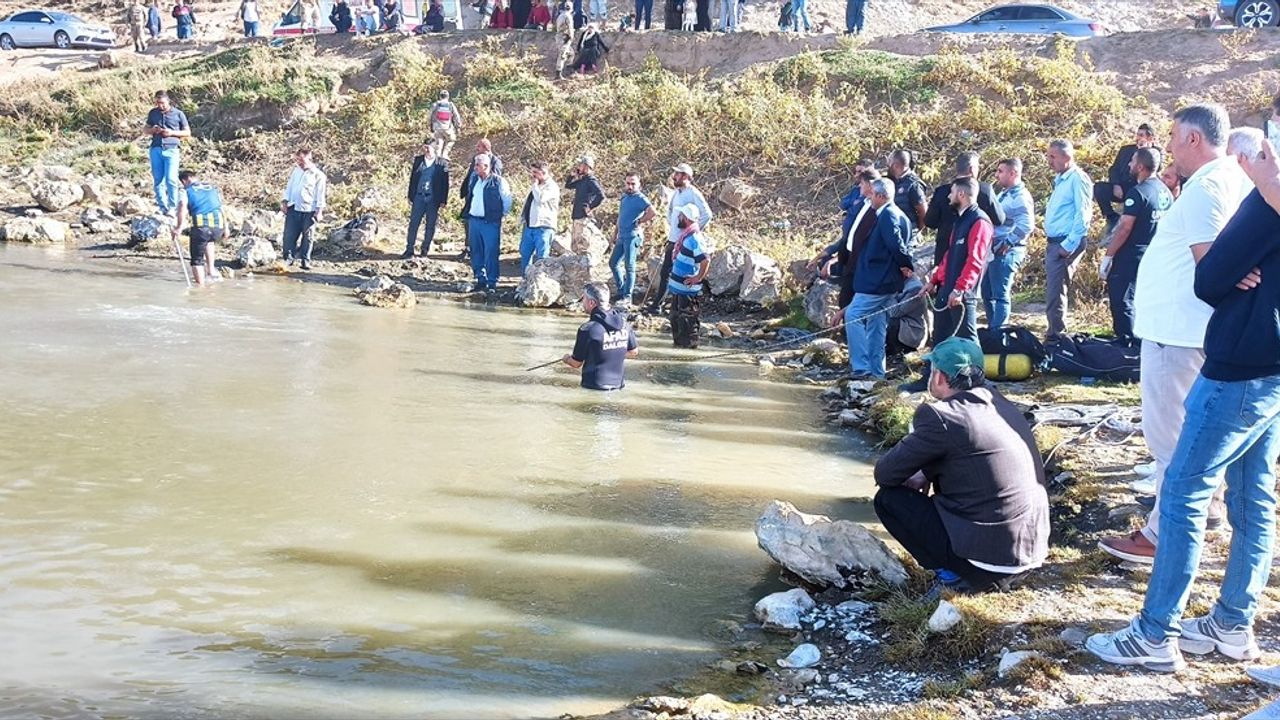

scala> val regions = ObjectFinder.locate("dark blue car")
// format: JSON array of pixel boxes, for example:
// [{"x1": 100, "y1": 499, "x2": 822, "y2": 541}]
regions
[{"x1": 1220, "y1": 0, "x2": 1279, "y2": 27}]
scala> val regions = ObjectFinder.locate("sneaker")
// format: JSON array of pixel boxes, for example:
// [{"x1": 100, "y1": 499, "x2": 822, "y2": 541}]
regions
[
  {"x1": 399, "y1": 251, "x2": 414, "y2": 260},
  {"x1": 1134, "y1": 461, "x2": 1156, "y2": 477},
  {"x1": 897, "y1": 376, "x2": 928, "y2": 394},
  {"x1": 1179, "y1": 614, "x2": 1261, "y2": 661},
  {"x1": 1130, "y1": 476, "x2": 1157, "y2": 495},
  {"x1": 1098, "y1": 530, "x2": 1156, "y2": 564},
  {"x1": 1086, "y1": 618, "x2": 1186, "y2": 673},
  {"x1": 284, "y1": 256, "x2": 295, "y2": 266},
  {"x1": 300, "y1": 260, "x2": 312, "y2": 270}
]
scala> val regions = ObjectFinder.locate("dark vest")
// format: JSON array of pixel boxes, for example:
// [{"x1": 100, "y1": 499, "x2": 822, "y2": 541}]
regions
[
  {"x1": 472, "y1": 177, "x2": 505, "y2": 224},
  {"x1": 942, "y1": 205, "x2": 991, "y2": 297}
]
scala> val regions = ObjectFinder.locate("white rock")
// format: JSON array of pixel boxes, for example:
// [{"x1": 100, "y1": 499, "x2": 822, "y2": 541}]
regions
[
  {"x1": 753, "y1": 588, "x2": 815, "y2": 632},
  {"x1": 928, "y1": 600, "x2": 963, "y2": 633},
  {"x1": 80, "y1": 206, "x2": 116, "y2": 234},
  {"x1": 30, "y1": 179, "x2": 84, "y2": 212},
  {"x1": 997, "y1": 650, "x2": 1044, "y2": 678},
  {"x1": 778, "y1": 643, "x2": 821, "y2": 669},
  {"x1": 755, "y1": 500, "x2": 908, "y2": 588},
  {"x1": 1, "y1": 217, "x2": 70, "y2": 243},
  {"x1": 716, "y1": 178, "x2": 759, "y2": 211},
  {"x1": 128, "y1": 214, "x2": 177, "y2": 253},
  {"x1": 706, "y1": 244, "x2": 751, "y2": 296},
  {"x1": 236, "y1": 236, "x2": 278, "y2": 268},
  {"x1": 80, "y1": 177, "x2": 106, "y2": 205},
  {"x1": 844, "y1": 629, "x2": 878, "y2": 644},
  {"x1": 113, "y1": 195, "x2": 154, "y2": 217},
  {"x1": 740, "y1": 252, "x2": 782, "y2": 304},
  {"x1": 847, "y1": 380, "x2": 876, "y2": 393},
  {"x1": 240, "y1": 208, "x2": 284, "y2": 245},
  {"x1": 804, "y1": 279, "x2": 842, "y2": 327},
  {"x1": 516, "y1": 269, "x2": 563, "y2": 307},
  {"x1": 37, "y1": 164, "x2": 74, "y2": 182},
  {"x1": 835, "y1": 600, "x2": 873, "y2": 615}
]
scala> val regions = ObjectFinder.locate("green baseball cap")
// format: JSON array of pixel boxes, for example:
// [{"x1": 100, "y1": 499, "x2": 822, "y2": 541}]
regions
[{"x1": 923, "y1": 337, "x2": 985, "y2": 377}]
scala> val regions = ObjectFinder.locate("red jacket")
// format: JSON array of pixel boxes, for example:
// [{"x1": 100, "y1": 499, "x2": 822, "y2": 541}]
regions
[
  {"x1": 490, "y1": 8, "x2": 514, "y2": 26},
  {"x1": 528, "y1": 4, "x2": 550, "y2": 26}
]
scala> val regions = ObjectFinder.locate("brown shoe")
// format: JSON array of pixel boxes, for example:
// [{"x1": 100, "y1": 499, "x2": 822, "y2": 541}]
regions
[{"x1": 1098, "y1": 530, "x2": 1156, "y2": 564}]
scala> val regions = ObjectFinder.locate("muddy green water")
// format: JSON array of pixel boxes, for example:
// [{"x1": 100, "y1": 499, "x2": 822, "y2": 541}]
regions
[{"x1": 0, "y1": 244, "x2": 878, "y2": 720}]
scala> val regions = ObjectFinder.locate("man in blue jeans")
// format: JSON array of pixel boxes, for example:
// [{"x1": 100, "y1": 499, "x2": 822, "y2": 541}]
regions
[
  {"x1": 844, "y1": 0, "x2": 865, "y2": 34},
  {"x1": 518, "y1": 160, "x2": 560, "y2": 276},
  {"x1": 845, "y1": 177, "x2": 913, "y2": 379},
  {"x1": 981, "y1": 158, "x2": 1036, "y2": 329},
  {"x1": 1086, "y1": 140, "x2": 1280, "y2": 673},
  {"x1": 463, "y1": 153, "x2": 513, "y2": 293},
  {"x1": 144, "y1": 91, "x2": 191, "y2": 216},
  {"x1": 610, "y1": 173, "x2": 655, "y2": 306}
]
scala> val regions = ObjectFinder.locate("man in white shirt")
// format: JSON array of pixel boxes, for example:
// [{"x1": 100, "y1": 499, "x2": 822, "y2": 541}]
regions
[
  {"x1": 519, "y1": 160, "x2": 560, "y2": 276},
  {"x1": 645, "y1": 162, "x2": 712, "y2": 313},
  {"x1": 464, "y1": 153, "x2": 513, "y2": 293},
  {"x1": 1098, "y1": 104, "x2": 1253, "y2": 565},
  {"x1": 280, "y1": 147, "x2": 327, "y2": 271}
]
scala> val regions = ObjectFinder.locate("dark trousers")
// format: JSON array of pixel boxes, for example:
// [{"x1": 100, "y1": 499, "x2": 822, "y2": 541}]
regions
[
  {"x1": 873, "y1": 486, "x2": 1011, "y2": 591},
  {"x1": 282, "y1": 209, "x2": 317, "y2": 262},
  {"x1": 932, "y1": 296, "x2": 978, "y2": 345},
  {"x1": 405, "y1": 194, "x2": 440, "y2": 256},
  {"x1": 634, "y1": 0, "x2": 652, "y2": 26},
  {"x1": 695, "y1": 0, "x2": 710, "y2": 29},
  {"x1": 1093, "y1": 181, "x2": 1122, "y2": 221},
  {"x1": 845, "y1": 0, "x2": 865, "y2": 32},
  {"x1": 1107, "y1": 253, "x2": 1140, "y2": 343},
  {"x1": 670, "y1": 292, "x2": 700, "y2": 348},
  {"x1": 649, "y1": 242, "x2": 675, "y2": 310}
]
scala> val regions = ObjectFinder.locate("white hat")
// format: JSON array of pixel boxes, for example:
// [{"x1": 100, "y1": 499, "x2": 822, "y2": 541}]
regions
[
  {"x1": 671, "y1": 163, "x2": 695, "y2": 177},
  {"x1": 679, "y1": 203, "x2": 700, "y2": 222}
]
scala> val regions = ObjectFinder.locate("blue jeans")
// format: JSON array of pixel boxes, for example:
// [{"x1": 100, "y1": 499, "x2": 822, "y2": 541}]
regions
[
  {"x1": 243, "y1": 20, "x2": 259, "y2": 35},
  {"x1": 149, "y1": 146, "x2": 181, "y2": 214},
  {"x1": 468, "y1": 218, "x2": 501, "y2": 289},
  {"x1": 634, "y1": 0, "x2": 651, "y2": 27},
  {"x1": 844, "y1": 292, "x2": 896, "y2": 378},
  {"x1": 1137, "y1": 374, "x2": 1280, "y2": 642},
  {"x1": 790, "y1": 0, "x2": 810, "y2": 30},
  {"x1": 980, "y1": 245, "x2": 1025, "y2": 329},
  {"x1": 589, "y1": 0, "x2": 606, "y2": 17},
  {"x1": 359, "y1": 14, "x2": 378, "y2": 32},
  {"x1": 282, "y1": 209, "x2": 316, "y2": 262},
  {"x1": 519, "y1": 226, "x2": 553, "y2": 277},
  {"x1": 609, "y1": 232, "x2": 642, "y2": 302},
  {"x1": 845, "y1": 0, "x2": 864, "y2": 32},
  {"x1": 718, "y1": 0, "x2": 735, "y2": 29},
  {"x1": 405, "y1": 194, "x2": 439, "y2": 256}
]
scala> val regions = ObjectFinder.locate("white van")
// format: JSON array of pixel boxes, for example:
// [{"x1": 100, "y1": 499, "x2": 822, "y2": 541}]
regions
[{"x1": 271, "y1": 0, "x2": 464, "y2": 34}]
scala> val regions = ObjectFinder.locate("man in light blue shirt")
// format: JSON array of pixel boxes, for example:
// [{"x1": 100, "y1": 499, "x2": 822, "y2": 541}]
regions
[
  {"x1": 1042, "y1": 139, "x2": 1093, "y2": 339},
  {"x1": 981, "y1": 157, "x2": 1036, "y2": 329}
]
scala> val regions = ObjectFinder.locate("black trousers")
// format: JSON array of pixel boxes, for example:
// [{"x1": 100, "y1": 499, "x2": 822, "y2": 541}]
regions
[
  {"x1": 282, "y1": 209, "x2": 316, "y2": 262},
  {"x1": 670, "y1": 292, "x2": 700, "y2": 348},
  {"x1": 1093, "y1": 181, "x2": 1122, "y2": 221},
  {"x1": 1107, "y1": 253, "x2": 1140, "y2": 343},
  {"x1": 873, "y1": 485, "x2": 1011, "y2": 591},
  {"x1": 648, "y1": 242, "x2": 675, "y2": 310}
]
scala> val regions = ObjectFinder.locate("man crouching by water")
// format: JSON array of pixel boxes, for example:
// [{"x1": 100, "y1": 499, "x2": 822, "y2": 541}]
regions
[
  {"x1": 872, "y1": 337, "x2": 1049, "y2": 595},
  {"x1": 562, "y1": 282, "x2": 639, "y2": 390}
]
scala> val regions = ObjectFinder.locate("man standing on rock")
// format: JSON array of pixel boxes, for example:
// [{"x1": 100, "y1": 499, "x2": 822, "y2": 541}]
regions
[
  {"x1": 924, "y1": 151, "x2": 1005, "y2": 268},
  {"x1": 646, "y1": 163, "x2": 712, "y2": 314},
  {"x1": 900, "y1": 177, "x2": 994, "y2": 393},
  {"x1": 564, "y1": 154, "x2": 605, "y2": 252},
  {"x1": 519, "y1": 160, "x2": 560, "y2": 276},
  {"x1": 144, "y1": 91, "x2": 191, "y2": 217},
  {"x1": 1095, "y1": 123, "x2": 1156, "y2": 233},
  {"x1": 126, "y1": 0, "x2": 148, "y2": 52},
  {"x1": 172, "y1": 169, "x2": 224, "y2": 287},
  {"x1": 462, "y1": 153, "x2": 513, "y2": 293},
  {"x1": 1096, "y1": 105, "x2": 1251, "y2": 566},
  {"x1": 402, "y1": 143, "x2": 449, "y2": 259},
  {"x1": 844, "y1": 177, "x2": 913, "y2": 380},
  {"x1": 610, "y1": 172, "x2": 656, "y2": 306},
  {"x1": 874, "y1": 336, "x2": 1048, "y2": 594},
  {"x1": 1041, "y1": 139, "x2": 1092, "y2": 340},
  {"x1": 429, "y1": 91, "x2": 462, "y2": 161},
  {"x1": 667, "y1": 203, "x2": 710, "y2": 348},
  {"x1": 1099, "y1": 147, "x2": 1171, "y2": 344},
  {"x1": 562, "y1": 283, "x2": 639, "y2": 390},
  {"x1": 280, "y1": 146, "x2": 327, "y2": 271},
  {"x1": 980, "y1": 158, "x2": 1035, "y2": 330},
  {"x1": 886, "y1": 149, "x2": 929, "y2": 244}
]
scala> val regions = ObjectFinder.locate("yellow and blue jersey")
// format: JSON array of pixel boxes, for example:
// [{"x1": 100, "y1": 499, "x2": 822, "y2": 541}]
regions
[{"x1": 184, "y1": 182, "x2": 224, "y2": 229}]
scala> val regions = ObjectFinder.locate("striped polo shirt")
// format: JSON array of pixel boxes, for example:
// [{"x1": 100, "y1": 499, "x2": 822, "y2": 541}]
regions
[{"x1": 668, "y1": 230, "x2": 708, "y2": 296}]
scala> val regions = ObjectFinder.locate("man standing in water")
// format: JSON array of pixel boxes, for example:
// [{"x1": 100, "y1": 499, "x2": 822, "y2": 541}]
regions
[
  {"x1": 172, "y1": 169, "x2": 224, "y2": 287},
  {"x1": 562, "y1": 283, "x2": 639, "y2": 390}
]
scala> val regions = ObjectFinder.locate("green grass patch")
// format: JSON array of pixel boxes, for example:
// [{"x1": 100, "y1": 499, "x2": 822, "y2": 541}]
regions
[
  {"x1": 881, "y1": 590, "x2": 997, "y2": 669},
  {"x1": 868, "y1": 386, "x2": 915, "y2": 446}
]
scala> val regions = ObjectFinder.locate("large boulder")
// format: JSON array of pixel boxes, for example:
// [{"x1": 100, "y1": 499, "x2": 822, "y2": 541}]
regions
[
  {"x1": 328, "y1": 215, "x2": 384, "y2": 256},
  {"x1": 516, "y1": 268, "x2": 563, "y2": 307},
  {"x1": 552, "y1": 224, "x2": 609, "y2": 259},
  {"x1": 2, "y1": 217, "x2": 70, "y2": 243},
  {"x1": 80, "y1": 206, "x2": 117, "y2": 234},
  {"x1": 519, "y1": 253, "x2": 609, "y2": 307},
  {"x1": 788, "y1": 258, "x2": 818, "y2": 290},
  {"x1": 706, "y1": 244, "x2": 750, "y2": 296},
  {"x1": 113, "y1": 195, "x2": 154, "y2": 218},
  {"x1": 804, "y1": 279, "x2": 842, "y2": 327},
  {"x1": 30, "y1": 179, "x2": 84, "y2": 212},
  {"x1": 220, "y1": 205, "x2": 246, "y2": 241},
  {"x1": 354, "y1": 274, "x2": 417, "y2": 309},
  {"x1": 240, "y1": 209, "x2": 284, "y2": 246},
  {"x1": 740, "y1": 252, "x2": 782, "y2": 305},
  {"x1": 756, "y1": 500, "x2": 908, "y2": 589},
  {"x1": 237, "y1": 236, "x2": 278, "y2": 268},
  {"x1": 36, "y1": 165, "x2": 74, "y2": 182},
  {"x1": 717, "y1": 178, "x2": 759, "y2": 211},
  {"x1": 128, "y1": 214, "x2": 177, "y2": 253}
]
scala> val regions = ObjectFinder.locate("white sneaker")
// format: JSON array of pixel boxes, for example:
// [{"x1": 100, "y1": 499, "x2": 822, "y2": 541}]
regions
[
  {"x1": 1130, "y1": 476, "x2": 1157, "y2": 495},
  {"x1": 1086, "y1": 617, "x2": 1186, "y2": 673},
  {"x1": 1134, "y1": 461, "x2": 1156, "y2": 477},
  {"x1": 1179, "y1": 614, "x2": 1261, "y2": 661}
]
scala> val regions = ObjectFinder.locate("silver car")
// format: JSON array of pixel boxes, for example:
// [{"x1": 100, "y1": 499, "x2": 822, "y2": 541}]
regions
[
  {"x1": 924, "y1": 4, "x2": 1105, "y2": 37},
  {"x1": 0, "y1": 10, "x2": 116, "y2": 50}
]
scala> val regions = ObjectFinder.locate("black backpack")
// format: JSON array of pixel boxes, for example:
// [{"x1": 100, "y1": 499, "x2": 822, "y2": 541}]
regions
[
  {"x1": 778, "y1": 0, "x2": 793, "y2": 28},
  {"x1": 1046, "y1": 334, "x2": 1140, "y2": 383},
  {"x1": 978, "y1": 325, "x2": 1047, "y2": 365}
]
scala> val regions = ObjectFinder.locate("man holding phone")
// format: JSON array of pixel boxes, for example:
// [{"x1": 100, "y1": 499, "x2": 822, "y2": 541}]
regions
[{"x1": 144, "y1": 90, "x2": 191, "y2": 216}]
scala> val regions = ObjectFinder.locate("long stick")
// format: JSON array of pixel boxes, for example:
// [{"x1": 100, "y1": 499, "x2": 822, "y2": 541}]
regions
[
  {"x1": 525, "y1": 358, "x2": 562, "y2": 372},
  {"x1": 171, "y1": 230, "x2": 192, "y2": 288}
]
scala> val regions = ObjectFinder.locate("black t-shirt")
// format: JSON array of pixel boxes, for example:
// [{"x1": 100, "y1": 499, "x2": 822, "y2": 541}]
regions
[
  {"x1": 571, "y1": 308, "x2": 637, "y2": 390},
  {"x1": 1119, "y1": 176, "x2": 1173, "y2": 260}
]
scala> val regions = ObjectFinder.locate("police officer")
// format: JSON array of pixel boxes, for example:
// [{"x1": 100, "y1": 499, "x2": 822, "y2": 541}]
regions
[
  {"x1": 1099, "y1": 147, "x2": 1171, "y2": 344},
  {"x1": 886, "y1": 149, "x2": 928, "y2": 242},
  {"x1": 562, "y1": 283, "x2": 639, "y2": 390},
  {"x1": 173, "y1": 169, "x2": 226, "y2": 286}
]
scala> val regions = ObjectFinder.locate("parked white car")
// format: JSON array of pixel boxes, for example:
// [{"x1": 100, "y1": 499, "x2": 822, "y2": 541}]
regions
[{"x1": 0, "y1": 10, "x2": 115, "y2": 50}]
